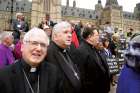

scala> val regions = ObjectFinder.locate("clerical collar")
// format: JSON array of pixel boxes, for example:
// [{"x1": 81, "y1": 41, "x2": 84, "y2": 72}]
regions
[
  {"x1": 52, "y1": 41, "x2": 67, "y2": 53},
  {"x1": 21, "y1": 59, "x2": 40, "y2": 73},
  {"x1": 30, "y1": 67, "x2": 37, "y2": 72},
  {"x1": 63, "y1": 49, "x2": 67, "y2": 53}
]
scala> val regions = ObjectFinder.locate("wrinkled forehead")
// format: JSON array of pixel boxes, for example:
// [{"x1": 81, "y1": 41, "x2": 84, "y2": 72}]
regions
[
  {"x1": 54, "y1": 27, "x2": 72, "y2": 35},
  {"x1": 25, "y1": 33, "x2": 48, "y2": 44},
  {"x1": 62, "y1": 27, "x2": 72, "y2": 32},
  {"x1": 53, "y1": 22, "x2": 72, "y2": 33}
]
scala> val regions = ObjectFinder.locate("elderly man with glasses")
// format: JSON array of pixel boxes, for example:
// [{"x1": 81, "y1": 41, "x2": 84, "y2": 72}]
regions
[{"x1": 0, "y1": 27, "x2": 63, "y2": 93}]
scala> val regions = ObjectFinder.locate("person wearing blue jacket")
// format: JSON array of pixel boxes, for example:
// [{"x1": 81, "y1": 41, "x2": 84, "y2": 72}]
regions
[{"x1": 117, "y1": 33, "x2": 140, "y2": 93}]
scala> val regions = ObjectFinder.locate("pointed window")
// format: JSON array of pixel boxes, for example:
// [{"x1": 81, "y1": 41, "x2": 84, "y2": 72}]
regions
[
  {"x1": 21, "y1": 7, "x2": 24, "y2": 11},
  {"x1": 8, "y1": 1, "x2": 10, "y2": 4},
  {"x1": 23, "y1": 3, "x2": 26, "y2": 6},
  {"x1": 89, "y1": 14, "x2": 92, "y2": 18},
  {"x1": 72, "y1": 12, "x2": 75, "y2": 16},
  {"x1": 6, "y1": 6, "x2": 9, "y2": 11},
  {"x1": 16, "y1": 7, "x2": 19, "y2": 11}
]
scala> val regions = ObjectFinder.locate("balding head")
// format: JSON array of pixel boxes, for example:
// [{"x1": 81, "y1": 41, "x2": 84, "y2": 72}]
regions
[
  {"x1": 52, "y1": 21, "x2": 71, "y2": 35},
  {"x1": 51, "y1": 21, "x2": 72, "y2": 49},
  {"x1": 23, "y1": 27, "x2": 49, "y2": 46},
  {"x1": 21, "y1": 27, "x2": 49, "y2": 67}
]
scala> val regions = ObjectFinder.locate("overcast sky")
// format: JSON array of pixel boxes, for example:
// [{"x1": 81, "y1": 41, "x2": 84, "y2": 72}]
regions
[{"x1": 61, "y1": 0, "x2": 140, "y2": 12}]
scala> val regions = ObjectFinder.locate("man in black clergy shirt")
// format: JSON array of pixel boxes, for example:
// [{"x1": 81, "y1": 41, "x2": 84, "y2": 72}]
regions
[
  {"x1": 46, "y1": 21, "x2": 81, "y2": 93},
  {"x1": 0, "y1": 27, "x2": 63, "y2": 93}
]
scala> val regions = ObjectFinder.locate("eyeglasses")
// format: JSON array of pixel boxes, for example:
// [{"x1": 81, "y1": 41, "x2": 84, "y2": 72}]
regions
[{"x1": 24, "y1": 41, "x2": 47, "y2": 49}]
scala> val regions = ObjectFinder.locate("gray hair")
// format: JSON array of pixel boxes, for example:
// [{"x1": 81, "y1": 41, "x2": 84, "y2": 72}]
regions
[
  {"x1": 23, "y1": 27, "x2": 49, "y2": 45},
  {"x1": 52, "y1": 21, "x2": 71, "y2": 34},
  {"x1": 0, "y1": 32, "x2": 13, "y2": 42}
]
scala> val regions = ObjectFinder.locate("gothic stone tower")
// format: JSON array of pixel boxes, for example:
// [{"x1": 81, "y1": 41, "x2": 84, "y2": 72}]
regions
[
  {"x1": 102, "y1": 0, "x2": 123, "y2": 29},
  {"x1": 95, "y1": 0, "x2": 103, "y2": 28},
  {"x1": 31, "y1": 0, "x2": 61, "y2": 27}
]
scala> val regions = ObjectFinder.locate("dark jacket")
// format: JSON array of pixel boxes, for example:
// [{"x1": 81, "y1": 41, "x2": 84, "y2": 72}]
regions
[
  {"x1": 0, "y1": 59, "x2": 63, "y2": 93},
  {"x1": 46, "y1": 41, "x2": 81, "y2": 93},
  {"x1": 12, "y1": 19, "x2": 29, "y2": 40},
  {"x1": 75, "y1": 40, "x2": 110, "y2": 93}
]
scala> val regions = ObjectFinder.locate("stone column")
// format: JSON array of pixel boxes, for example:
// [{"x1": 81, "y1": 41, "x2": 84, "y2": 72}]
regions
[
  {"x1": 31, "y1": 0, "x2": 62, "y2": 27},
  {"x1": 50, "y1": 0, "x2": 62, "y2": 22},
  {"x1": 31, "y1": 0, "x2": 44, "y2": 27},
  {"x1": 31, "y1": 0, "x2": 39, "y2": 27}
]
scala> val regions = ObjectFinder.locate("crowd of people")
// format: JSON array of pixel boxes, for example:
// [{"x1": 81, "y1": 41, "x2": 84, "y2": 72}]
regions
[{"x1": 0, "y1": 12, "x2": 139, "y2": 93}]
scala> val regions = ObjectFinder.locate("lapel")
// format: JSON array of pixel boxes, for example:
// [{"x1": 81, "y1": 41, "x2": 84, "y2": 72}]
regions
[
  {"x1": 83, "y1": 41, "x2": 106, "y2": 73},
  {"x1": 50, "y1": 42, "x2": 81, "y2": 89},
  {"x1": 98, "y1": 52, "x2": 110, "y2": 73},
  {"x1": 58, "y1": 51, "x2": 81, "y2": 89},
  {"x1": 91, "y1": 48, "x2": 106, "y2": 73},
  {"x1": 10, "y1": 62, "x2": 26, "y2": 93}
]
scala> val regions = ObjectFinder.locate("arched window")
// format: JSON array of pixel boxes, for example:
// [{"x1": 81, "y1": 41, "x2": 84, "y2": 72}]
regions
[
  {"x1": 16, "y1": 7, "x2": 19, "y2": 11},
  {"x1": 21, "y1": 7, "x2": 24, "y2": 11},
  {"x1": 72, "y1": 12, "x2": 75, "y2": 16},
  {"x1": 8, "y1": 1, "x2": 10, "y2": 5},
  {"x1": 83, "y1": 14, "x2": 85, "y2": 17},
  {"x1": 64, "y1": 11, "x2": 67, "y2": 15},
  {"x1": 6, "y1": 6, "x2": 9, "y2": 11},
  {"x1": 16, "y1": 2, "x2": 18, "y2": 6},
  {"x1": 89, "y1": 14, "x2": 92, "y2": 18}
]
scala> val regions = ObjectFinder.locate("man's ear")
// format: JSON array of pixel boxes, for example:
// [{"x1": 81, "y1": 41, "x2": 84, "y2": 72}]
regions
[{"x1": 52, "y1": 33, "x2": 58, "y2": 41}]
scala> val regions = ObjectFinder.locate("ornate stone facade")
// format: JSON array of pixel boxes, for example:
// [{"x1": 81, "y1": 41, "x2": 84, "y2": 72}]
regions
[
  {"x1": 31, "y1": 0, "x2": 61, "y2": 27},
  {"x1": 62, "y1": 0, "x2": 140, "y2": 32},
  {"x1": 0, "y1": 0, "x2": 61, "y2": 30},
  {"x1": 0, "y1": 0, "x2": 139, "y2": 32},
  {"x1": 0, "y1": 0, "x2": 31, "y2": 30}
]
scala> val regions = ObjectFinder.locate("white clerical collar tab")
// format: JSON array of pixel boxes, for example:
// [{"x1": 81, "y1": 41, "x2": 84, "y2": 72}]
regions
[
  {"x1": 30, "y1": 67, "x2": 37, "y2": 72},
  {"x1": 63, "y1": 49, "x2": 66, "y2": 53}
]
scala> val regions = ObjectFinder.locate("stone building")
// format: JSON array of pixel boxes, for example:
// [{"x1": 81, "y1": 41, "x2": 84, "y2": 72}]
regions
[
  {"x1": 0, "y1": 0, "x2": 61, "y2": 30},
  {"x1": 0, "y1": 0, "x2": 31, "y2": 30},
  {"x1": 62, "y1": 0, "x2": 140, "y2": 32},
  {"x1": 0, "y1": 0, "x2": 139, "y2": 32}
]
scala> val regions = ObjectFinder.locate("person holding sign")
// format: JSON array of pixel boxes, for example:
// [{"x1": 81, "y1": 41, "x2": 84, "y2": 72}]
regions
[{"x1": 101, "y1": 37, "x2": 118, "y2": 86}]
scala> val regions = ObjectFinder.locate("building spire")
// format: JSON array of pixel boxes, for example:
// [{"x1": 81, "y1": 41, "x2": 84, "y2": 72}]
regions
[
  {"x1": 95, "y1": 0, "x2": 103, "y2": 10},
  {"x1": 66, "y1": 0, "x2": 69, "y2": 7},
  {"x1": 73, "y1": 0, "x2": 76, "y2": 8},
  {"x1": 105, "y1": 0, "x2": 118, "y2": 6},
  {"x1": 98, "y1": 0, "x2": 101, "y2": 4}
]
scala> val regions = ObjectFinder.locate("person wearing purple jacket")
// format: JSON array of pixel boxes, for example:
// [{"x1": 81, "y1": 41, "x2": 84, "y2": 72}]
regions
[{"x1": 0, "y1": 32, "x2": 14, "y2": 69}]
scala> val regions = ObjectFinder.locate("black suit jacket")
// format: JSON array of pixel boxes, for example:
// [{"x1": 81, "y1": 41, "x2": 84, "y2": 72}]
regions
[
  {"x1": 12, "y1": 19, "x2": 29, "y2": 40},
  {"x1": 75, "y1": 41, "x2": 110, "y2": 93},
  {"x1": 0, "y1": 59, "x2": 63, "y2": 93},
  {"x1": 46, "y1": 41, "x2": 81, "y2": 93}
]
